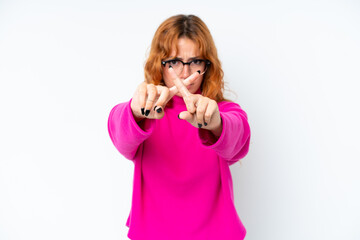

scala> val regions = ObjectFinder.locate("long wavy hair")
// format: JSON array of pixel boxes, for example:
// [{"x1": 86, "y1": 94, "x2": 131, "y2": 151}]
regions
[{"x1": 144, "y1": 14, "x2": 231, "y2": 103}]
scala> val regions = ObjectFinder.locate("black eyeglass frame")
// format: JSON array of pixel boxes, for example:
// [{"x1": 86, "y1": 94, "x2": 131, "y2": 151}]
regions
[{"x1": 161, "y1": 59, "x2": 211, "y2": 75}]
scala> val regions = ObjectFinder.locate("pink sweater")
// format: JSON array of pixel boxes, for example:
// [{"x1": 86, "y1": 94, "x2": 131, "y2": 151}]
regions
[{"x1": 107, "y1": 91, "x2": 251, "y2": 240}]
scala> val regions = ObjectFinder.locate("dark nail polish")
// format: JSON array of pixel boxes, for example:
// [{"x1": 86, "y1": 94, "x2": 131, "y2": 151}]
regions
[
  {"x1": 197, "y1": 70, "x2": 201, "y2": 74},
  {"x1": 141, "y1": 108, "x2": 145, "y2": 115},
  {"x1": 156, "y1": 107, "x2": 162, "y2": 113},
  {"x1": 204, "y1": 122, "x2": 208, "y2": 126},
  {"x1": 145, "y1": 109, "x2": 150, "y2": 116},
  {"x1": 169, "y1": 65, "x2": 172, "y2": 69},
  {"x1": 154, "y1": 105, "x2": 157, "y2": 111},
  {"x1": 198, "y1": 123, "x2": 202, "y2": 128}
]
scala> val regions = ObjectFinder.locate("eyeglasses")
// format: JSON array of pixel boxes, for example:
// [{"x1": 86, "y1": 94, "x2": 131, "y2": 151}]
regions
[{"x1": 161, "y1": 58, "x2": 211, "y2": 75}]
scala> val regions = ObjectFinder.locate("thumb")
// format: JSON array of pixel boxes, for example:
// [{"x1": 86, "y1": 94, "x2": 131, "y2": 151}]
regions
[{"x1": 178, "y1": 111, "x2": 193, "y2": 121}]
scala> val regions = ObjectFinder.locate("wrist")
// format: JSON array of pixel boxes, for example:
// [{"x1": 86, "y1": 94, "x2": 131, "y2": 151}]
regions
[
  {"x1": 131, "y1": 109, "x2": 145, "y2": 123},
  {"x1": 134, "y1": 115, "x2": 145, "y2": 123},
  {"x1": 210, "y1": 116, "x2": 223, "y2": 137}
]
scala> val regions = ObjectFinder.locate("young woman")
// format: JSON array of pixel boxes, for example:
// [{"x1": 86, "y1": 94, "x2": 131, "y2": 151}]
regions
[{"x1": 108, "y1": 14, "x2": 251, "y2": 240}]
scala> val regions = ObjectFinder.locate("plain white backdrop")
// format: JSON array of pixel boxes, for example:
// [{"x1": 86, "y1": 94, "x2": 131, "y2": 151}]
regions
[{"x1": 0, "y1": 0, "x2": 359, "y2": 239}]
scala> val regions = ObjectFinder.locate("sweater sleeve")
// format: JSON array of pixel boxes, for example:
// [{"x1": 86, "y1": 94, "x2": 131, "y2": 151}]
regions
[
  {"x1": 107, "y1": 98, "x2": 156, "y2": 161},
  {"x1": 198, "y1": 101, "x2": 251, "y2": 165}
]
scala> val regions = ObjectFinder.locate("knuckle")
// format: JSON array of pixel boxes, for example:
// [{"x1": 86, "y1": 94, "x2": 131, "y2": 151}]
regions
[
  {"x1": 147, "y1": 84, "x2": 153, "y2": 91},
  {"x1": 197, "y1": 108, "x2": 205, "y2": 114},
  {"x1": 138, "y1": 88, "x2": 146, "y2": 94},
  {"x1": 163, "y1": 87, "x2": 170, "y2": 94}
]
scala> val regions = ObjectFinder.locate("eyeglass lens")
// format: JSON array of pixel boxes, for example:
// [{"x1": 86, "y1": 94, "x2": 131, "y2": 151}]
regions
[{"x1": 168, "y1": 60, "x2": 206, "y2": 75}]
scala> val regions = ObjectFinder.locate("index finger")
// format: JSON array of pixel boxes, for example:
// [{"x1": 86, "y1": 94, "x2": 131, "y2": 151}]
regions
[
  {"x1": 153, "y1": 70, "x2": 201, "y2": 110},
  {"x1": 168, "y1": 70, "x2": 200, "y2": 97},
  {"x1": 168, "y1": 66, "x2": 192, "y2": 98}
]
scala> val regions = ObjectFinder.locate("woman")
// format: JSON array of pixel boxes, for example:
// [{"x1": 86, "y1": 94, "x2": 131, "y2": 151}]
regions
[{"x1": 108, "y1": 14, "x2": 251, "y2": 240}]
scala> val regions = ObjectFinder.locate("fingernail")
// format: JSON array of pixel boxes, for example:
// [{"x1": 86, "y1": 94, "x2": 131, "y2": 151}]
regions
[
  {"x1": 169, "y1": 65, "x2": 172, "y2": 69},
  {"x1": 198, "y1": 123, "x2": 202, "y2": 128},
  {"x1": 156, "y1": 107, "x2": 162, "y2": 113},
  {"x1": 141, "y1": 108, "x2": 145, "y2": 115},
  {"x1": 178, "y1": 114, "x2": 181, "y2": 119},
  {"x1": 197, "y1": 70, "x2": 201, "y2": 74},
  {"x1": 154, "y1": 105, "x2": 157, "y2": 111},
  {"x1": 145, "y1": 109, "x2": 150, "y2": 116},
  {"x1": 204, "y1": 122, "x2": 208, "y2": 126}
]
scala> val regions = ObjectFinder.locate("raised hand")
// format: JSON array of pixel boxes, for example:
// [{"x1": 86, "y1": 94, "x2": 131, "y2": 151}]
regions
[{"x1": 168, "y1": 66, "x2": 222, "y2": 135}]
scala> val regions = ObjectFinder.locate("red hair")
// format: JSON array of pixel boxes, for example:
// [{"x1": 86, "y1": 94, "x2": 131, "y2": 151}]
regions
[{"x1": 144, "y1": 14, "x2": 231, "y2": 102}]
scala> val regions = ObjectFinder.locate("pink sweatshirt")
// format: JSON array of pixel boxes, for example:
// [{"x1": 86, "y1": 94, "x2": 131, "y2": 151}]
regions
[{"x1": 107, "y1": 90, "x2": 251, "y2": 240}]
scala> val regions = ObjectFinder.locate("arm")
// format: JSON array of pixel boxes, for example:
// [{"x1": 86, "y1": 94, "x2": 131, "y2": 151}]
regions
[
  {"x1": 198, "y1": 101, "x2": 251, "y2": 165},
  {"x1": 107, "y1": 98, "x2": 156, "y2": 161}
]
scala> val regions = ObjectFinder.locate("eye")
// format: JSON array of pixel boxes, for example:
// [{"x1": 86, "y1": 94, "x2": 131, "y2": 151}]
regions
[
  {"x1": 169, "y1": 60, "x2": 180, "y2": 66},
  {"x1": 192, "y1": 59, "x2": 203, "y2": 65}
]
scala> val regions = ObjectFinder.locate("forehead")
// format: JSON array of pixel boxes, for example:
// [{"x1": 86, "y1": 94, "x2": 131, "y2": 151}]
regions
[{"x1": 169, "y1": 37, "x2": 200, "y2": 57}]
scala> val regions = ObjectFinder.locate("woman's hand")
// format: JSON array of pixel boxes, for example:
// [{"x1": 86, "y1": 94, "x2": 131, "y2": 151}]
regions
[
  {"x1": 130, "y1": 71, "x2": 201, "y2": 121},
  {"x1": 168, "y1": 67, "x2": 223, "y2": 136}
]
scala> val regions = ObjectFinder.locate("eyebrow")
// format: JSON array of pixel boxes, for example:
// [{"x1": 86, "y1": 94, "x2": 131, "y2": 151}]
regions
[{"x1": 168, "y1": 56, "x2": 201, "y2": 61}]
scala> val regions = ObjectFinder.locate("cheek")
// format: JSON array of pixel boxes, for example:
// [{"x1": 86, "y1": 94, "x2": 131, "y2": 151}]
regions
[{"x1": 194, "y1": 76, "x2": 204, "y2": 86}]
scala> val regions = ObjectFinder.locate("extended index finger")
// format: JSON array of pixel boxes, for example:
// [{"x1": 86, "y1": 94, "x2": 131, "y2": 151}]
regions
[
  {"x1": 169, "y1": 70, "x2": 200, "y2": 97},
  {"x1": 168, "y1": 66, "x2": 192, "y2": 98}
]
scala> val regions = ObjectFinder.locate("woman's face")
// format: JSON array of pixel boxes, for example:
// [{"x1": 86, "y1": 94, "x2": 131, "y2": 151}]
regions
[{"x1": 162, "y1": 37, "x2": 204, "y2": 97}]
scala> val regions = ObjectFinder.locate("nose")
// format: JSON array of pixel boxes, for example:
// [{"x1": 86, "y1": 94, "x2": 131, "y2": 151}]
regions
[{"x1": 180, "y1": 64, "x2": 191, "y2": 79}]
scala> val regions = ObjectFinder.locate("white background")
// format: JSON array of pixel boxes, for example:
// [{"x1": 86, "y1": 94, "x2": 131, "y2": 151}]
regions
[{"x1": 1, "y1": 0, "x2": 359, "y2": 239}]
